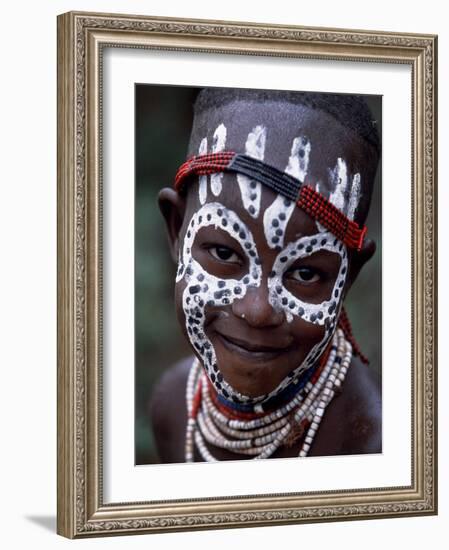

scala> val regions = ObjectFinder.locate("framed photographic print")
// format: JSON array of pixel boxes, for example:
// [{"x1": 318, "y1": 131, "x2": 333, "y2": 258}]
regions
[{"x1": 57, "y1": 11, "x2": 437, "y2": 538}]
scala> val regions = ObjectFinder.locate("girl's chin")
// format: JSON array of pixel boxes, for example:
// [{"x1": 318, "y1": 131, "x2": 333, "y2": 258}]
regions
[{"x1": 211, "y1": 338, "x2": 303, "y2": 398}]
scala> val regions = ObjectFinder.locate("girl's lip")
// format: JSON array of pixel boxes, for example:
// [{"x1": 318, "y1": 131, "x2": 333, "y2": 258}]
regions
[{"x1": 215, "y1": 331, "x2": 291, "y2": 360}]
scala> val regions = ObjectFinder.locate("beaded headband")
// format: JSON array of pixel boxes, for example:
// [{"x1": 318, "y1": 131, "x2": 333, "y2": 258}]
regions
[{"x1": 174, "y1": 151, "x2": 367, "y2": 251}]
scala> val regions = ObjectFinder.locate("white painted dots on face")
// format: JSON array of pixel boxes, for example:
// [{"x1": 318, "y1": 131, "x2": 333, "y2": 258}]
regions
[
  {"x1": 236, "y1": 125, "x2": 266, "y2": 218},
  {"x1": 263, "y1": 136, "x2": 310, "y2": 249},
  {"x1": 179, "y1": 202, "x2": 263, "y2": 403},
  {"x1": 178, "y1": 201, "x2": 349, "y2": 405}
]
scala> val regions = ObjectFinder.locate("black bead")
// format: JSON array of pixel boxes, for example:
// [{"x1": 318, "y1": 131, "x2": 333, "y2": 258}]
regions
[{"x1": 272, "y1": 218, "x2": 279, "y2": 227}]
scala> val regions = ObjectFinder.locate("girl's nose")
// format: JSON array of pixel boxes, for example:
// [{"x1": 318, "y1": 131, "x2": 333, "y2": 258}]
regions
[{"x1": 231, "y1": 283, "x2": 284, "y2": 328}]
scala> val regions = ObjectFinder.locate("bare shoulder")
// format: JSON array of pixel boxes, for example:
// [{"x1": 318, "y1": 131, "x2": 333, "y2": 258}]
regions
[
  {"x1": 311, "y1": 357, "x2": 382, "y2": 456},
  {"x1": 148, "y1": 356, "x2": 194, "y2": 463}
]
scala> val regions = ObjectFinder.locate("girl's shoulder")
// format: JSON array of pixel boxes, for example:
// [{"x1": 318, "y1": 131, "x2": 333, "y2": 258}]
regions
[
  {"x1": 149, "y1": 356, "x2": 195, "y2": 463},
  {"x1": 311, "y1": 356, "x2": 382, "y2": 456}
]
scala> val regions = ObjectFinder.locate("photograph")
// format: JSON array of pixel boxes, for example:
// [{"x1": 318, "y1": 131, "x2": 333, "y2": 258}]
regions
[{"x1": 135, "y1": 85, "x2": 383, "y2": 465}]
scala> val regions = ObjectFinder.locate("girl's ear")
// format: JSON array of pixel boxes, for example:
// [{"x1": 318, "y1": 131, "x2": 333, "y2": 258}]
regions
[
  {"x1": 158, "y1": 188, "x2": 186, "y2": 263},
  {"x1": 345, "y1": 238, "x2": 376, "y2": 295}
]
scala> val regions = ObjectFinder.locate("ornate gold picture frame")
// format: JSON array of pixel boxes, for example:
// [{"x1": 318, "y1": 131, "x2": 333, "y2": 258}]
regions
[{"x1": 57, "y1": 11, "x2": 437, "y2": 538}]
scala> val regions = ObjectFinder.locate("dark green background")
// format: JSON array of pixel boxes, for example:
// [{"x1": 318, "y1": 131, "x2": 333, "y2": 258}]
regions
[{"x1": 135, "y1": 85, "x2": 382, "y2": 465}]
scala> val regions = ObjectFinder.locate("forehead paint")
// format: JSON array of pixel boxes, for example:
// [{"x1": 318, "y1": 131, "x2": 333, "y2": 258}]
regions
[
  {"x1": 286, "y1": 136, "x2": 311, "y2": 182},
  {"x1": 198, "y1": 137, "x2": 208, "y2": 205},
  {"x1": 328, "y1": 158, "x2": 348, "y2": 212},
  {"x1": 178, "y1": 196, "x2": 349, "y2": 406},
  {"x1": 328, "y1": 158, "x2": 362, "y2": 221},
  {"x1": 263, "y1": 136, "x2": 310, "y2": 249},
  {"x1": 210, "y1": 124, "x2": 227, "y2": 196},
  {"x1": 236, "y1": 125, "x2": 266, "y2": 218},
  {"x1": 347, "y1": 172, "x2": 361, "y2": 221}
]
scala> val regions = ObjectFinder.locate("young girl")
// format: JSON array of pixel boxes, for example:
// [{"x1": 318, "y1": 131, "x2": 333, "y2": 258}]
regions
[{"x1": 151, "y1": 87, "x2": 381, "y2": 463}]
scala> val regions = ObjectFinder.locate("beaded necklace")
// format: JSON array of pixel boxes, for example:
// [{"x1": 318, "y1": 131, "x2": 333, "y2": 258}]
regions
[{"x1": 185, "y1": 328, "x2": 352, "y2": 462}]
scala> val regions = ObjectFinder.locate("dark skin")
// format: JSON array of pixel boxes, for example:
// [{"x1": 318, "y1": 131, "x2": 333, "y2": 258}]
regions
[{"x1": 150, "y1": 102, "x2": 381, "y2": 462}]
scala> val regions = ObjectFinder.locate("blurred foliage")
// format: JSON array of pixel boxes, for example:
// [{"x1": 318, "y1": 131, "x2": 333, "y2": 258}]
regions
[{"x1": 135, "y1": 85, "x2": 382, "y2": 464}]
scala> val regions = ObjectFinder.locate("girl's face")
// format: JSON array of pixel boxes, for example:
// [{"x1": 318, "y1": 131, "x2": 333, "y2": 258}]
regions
[{"x1": 175, "y1": 177, "x2": 349, "y2": 404}]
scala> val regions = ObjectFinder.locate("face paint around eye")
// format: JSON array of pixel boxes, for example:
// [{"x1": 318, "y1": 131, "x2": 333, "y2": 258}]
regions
[
  {"x1": 267, "y1": 231, "x2": 348, "y2": 326},
  {"x1": 178, "y1": 202, "x2": 264, "y2": 404}
]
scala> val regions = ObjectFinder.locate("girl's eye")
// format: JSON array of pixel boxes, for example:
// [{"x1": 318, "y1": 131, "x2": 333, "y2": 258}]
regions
[
  {"x1": 287, "y1": 267, "x2": 321, "y2": 284},
  {"x1": 209, "y1": 245, "x2": 240, "y2": 264}
]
